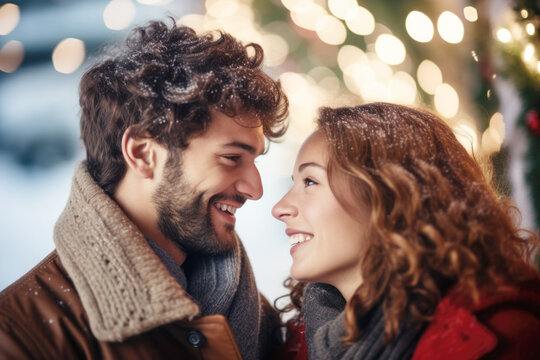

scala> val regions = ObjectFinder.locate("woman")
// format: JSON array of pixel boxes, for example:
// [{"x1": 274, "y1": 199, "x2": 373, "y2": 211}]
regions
[{"x1": 273, "y1": 102, "x2": 540, "y2": 359}]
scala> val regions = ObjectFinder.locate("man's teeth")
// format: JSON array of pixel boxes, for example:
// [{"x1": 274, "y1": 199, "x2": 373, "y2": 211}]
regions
[
  {"x1": 215, "y1": 202, "x2": 237, "y2": 215},
  {"x1": 290, "y1": 234, "x2": 312, "y2": 246}
]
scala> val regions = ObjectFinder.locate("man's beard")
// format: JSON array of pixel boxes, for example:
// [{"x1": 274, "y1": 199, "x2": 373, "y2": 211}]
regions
[{"x1": 152, "y1": 151, "x2": 240, "y2": 254}]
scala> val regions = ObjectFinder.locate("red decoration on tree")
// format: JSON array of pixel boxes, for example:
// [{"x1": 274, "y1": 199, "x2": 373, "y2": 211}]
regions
[{"x1": 527, "y1": 110, "x2": 540, "y2": 137}]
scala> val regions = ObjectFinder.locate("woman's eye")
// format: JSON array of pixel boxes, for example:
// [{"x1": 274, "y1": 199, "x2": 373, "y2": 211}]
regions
[{"x1": 303, "y1": 177, "x2": 317, "y2": 187}]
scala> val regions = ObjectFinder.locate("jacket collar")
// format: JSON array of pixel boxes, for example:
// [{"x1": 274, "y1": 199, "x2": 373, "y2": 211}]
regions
[{"x1": 54, "y1": 162, "x2": 200, "y2": 342}]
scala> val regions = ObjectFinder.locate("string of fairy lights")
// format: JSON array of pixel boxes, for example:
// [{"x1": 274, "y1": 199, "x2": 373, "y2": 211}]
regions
[{"x1": 0, "y1": 0, "x2": 538, "y2": 158}]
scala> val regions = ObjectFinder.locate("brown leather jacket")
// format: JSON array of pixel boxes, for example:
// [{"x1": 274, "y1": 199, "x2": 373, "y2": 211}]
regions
[
  {"x1": 0, "y1": 252, "x2": 244, "y2": 359},
  {"x1": 0, "y1": 163, "x2": 279, "y2": 359}
]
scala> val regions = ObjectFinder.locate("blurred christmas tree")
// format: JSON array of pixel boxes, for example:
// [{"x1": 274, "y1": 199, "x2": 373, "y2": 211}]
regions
[{"x1": 250, "y1": 0, "x2": 540, "y2": 263}]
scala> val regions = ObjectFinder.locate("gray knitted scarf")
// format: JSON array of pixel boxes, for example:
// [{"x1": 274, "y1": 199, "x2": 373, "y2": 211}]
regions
[
  {"x1": 148, "y1": 236, "x2": 266, "y2": 360},
  {"x1": 302, "y1": 283, "x2": 424, "y2": 360}
]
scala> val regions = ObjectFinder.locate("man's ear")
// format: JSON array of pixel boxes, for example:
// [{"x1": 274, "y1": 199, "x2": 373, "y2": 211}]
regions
[{"x1": 121, "y1": 129, "x2": 156, "y2": 179}]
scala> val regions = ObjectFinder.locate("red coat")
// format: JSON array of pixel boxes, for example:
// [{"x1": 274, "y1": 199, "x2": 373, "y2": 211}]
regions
[
  {"x1": 413, "y1": 271, "x2": 540, "y2": 360},
  {"x1": 280, "y1": 269, "x2": 540, "y2": 360}
]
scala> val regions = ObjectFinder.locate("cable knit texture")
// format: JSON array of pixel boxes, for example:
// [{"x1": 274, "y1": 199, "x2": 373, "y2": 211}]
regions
[{"x1": 53, "y1": 162, "x2": 200, "y2": 342}]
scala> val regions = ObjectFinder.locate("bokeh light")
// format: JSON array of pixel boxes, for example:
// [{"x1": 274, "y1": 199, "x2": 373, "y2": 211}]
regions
[
  {"x1": 417, "y1": 59, "x2": 442, "y2": 94},
  {"x1": 345, "y1": 6, "x2": 375, "y2": 36},
  {"x1": 526, "y1": 23, "x2": 535, "y2": 35},
  {"x1": 0, "y1": 3, "x2": 20, "y2": 35},
  {"x1": 463, "y1": 6, "x2": 478, "y2": 22},
  {"x1": 206, "y1": 0, "x2": 239, "y2": 19},
  {"x1": 482, "y1": 112, "x2": 505, "y2": 155},
  {"x1": 405, "y1": 11, "x2": 434, "y2": 43},
  {"x1": 136, "y1": 0, "x2": 173, "y2": 4},
  {"x1": 434, "y1": 83, "x2": 459, "y2": 118},
  {"x1": 261, "y1": 33, "x2": 289, "y2": 67},
  {"x1": 390, "y1": 71, "x2": 417, "y2": 104},
  {"x1": 523, "y1": 43, "x2": 535, "y2": 62},
  {"x1": 437, "y1": 11, "x2": 464, "y2": 44},
  {"x1": 0, "y1": 40, "x2": 24, "y2": 73},
  {"x1": 290, "y1": 2, "x2": 326, "y2": 31},
  {"x1": 103, "y1": 0, "x2": 136, "y2": 31},
  {"x1": 337, "y1": 45, "x2": 367, "y2": 70},
  {"x1": 328, "y1": 0, "x2": 357, "y2": 20},
  {"x1": 316, "y1": 15, "x2": 347, "y2": 45},
  {"x1": 453, "y1": 123, "x2": 478, "y2": 154},
  {"x1": 375, "y1": 34, "x2": 406, "y2": 65},
  {"x1": 496, "y1": 28, "x2": 512, "y2": 42},
  {"x1": 52, "y1": 38, "x2": 86, "y2": 74}
]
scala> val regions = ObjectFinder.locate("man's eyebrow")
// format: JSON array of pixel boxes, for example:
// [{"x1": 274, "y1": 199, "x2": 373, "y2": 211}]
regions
[
  {"x1": 223, "y1": 141, "x2": 262, "y2": 155},
  {"x1": 298, "y1": 162, "x2": 325, "y2": 172}
]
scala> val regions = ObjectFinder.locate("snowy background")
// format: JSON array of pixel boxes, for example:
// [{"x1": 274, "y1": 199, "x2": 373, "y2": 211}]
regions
[{"x1": 0, "y1": 0, "x2": 299, "y2": 306}]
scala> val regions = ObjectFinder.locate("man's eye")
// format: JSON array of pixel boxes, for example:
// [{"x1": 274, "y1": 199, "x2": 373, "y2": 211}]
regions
[
  {"x1": 303, "y1": 177, "x2": 317, "y2": 187},
  {"x1": 222, "y1": 155, "x2": 241, "y2": 164}
]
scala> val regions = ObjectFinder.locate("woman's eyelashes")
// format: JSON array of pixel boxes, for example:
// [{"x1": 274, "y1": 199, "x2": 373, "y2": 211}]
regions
[{"x1": 303, "y1": 177, "x2": 318, "y2": 187}]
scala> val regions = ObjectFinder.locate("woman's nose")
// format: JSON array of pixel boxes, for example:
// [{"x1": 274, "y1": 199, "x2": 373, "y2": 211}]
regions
[{"x1": 272, "y1": 192, "x2": 297, "y2": 221}]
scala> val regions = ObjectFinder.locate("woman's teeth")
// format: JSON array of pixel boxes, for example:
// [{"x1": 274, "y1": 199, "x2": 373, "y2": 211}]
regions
[
  {"x1": 215, "y1": 202, "x2": 237, "y2": 215},
  {"x1": 290, "y1": 233, "x2": 312, "y2": 246}
]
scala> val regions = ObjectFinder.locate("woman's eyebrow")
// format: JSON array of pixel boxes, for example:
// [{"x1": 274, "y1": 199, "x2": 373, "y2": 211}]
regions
[{"x1": 298, "y1": 162, "x2": 325, "y2": 172}]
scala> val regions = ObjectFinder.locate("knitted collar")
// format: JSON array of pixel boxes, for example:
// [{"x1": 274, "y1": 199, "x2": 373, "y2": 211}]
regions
[{"x1": 54, "y1": 162, "x2": 200, "y2": 342}]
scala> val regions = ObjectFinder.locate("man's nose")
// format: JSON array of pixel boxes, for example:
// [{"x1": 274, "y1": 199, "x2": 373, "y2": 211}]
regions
[{"x1": 235, "y1": 164, "x2": 263, "y2": 200}]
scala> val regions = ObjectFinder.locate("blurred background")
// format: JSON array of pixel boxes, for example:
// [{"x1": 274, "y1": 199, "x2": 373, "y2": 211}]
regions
[{"x1": 1, "y1": 0, "x2": 539, "y2": 304}]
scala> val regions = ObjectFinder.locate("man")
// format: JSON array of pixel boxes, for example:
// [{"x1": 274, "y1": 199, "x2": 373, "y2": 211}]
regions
[{"x1": 0, "y1": 19, "x2": 288, "y2": 359}]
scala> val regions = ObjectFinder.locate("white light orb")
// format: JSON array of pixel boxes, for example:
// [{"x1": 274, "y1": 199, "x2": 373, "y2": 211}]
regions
[
  {"x1": 405, "y1": 11, "x2": 434, "y2": 43},
  {"x1": 437, "y1": 11, "x2": 464, "y2": 44},
  {"x1": 375, "y1": 34, "x2": 406, "y2": 65}
]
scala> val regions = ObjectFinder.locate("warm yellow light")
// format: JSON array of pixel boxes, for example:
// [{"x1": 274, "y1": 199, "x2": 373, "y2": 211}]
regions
[
  {"x1": 52, "y1": 38, "x2": 86, "y2": 74},
  {"x1": 261, "y1": 33, "x2": 289, "y2": 67},
  {"x1": 206, "y1": 0, "x2": 238, "y2": 19},
  {"x1": 375, "y1": 34, "x2": 406, "y2": 65},
  {"x1": 463, "y1": 6, "x2": 478, "y2": 22},
  {"x1": 482, "y1": 128, "x2": 502, "y2": 155},
  {"x1": 437, "y1": 11, "x2": 464, "y2": 44},
  {"x1": 496, "y1": 28, "x2": 512, "y2": 42},
  {"x1": 281, "y1": 0, "x2": 303, "y2": 11},
  {"x1": 177, "y1": 14, "x2": 205, "y2": 30},
  {"x1": 526, "y1": 23, "x2": 535, "y2": 35},
  {"x1": 343, "y1": 63, "x2": 374, "y2": 95},
  {"x1": 434, "y1": 83, "x2": 459, "y2": 118},
  {"x1": 521, "y1": 9, "x2": 528, "y2": 18},
  {"x1": 345, "y1": 6, "x2": 375, "y2": 36},
  {"x1": 0, "y1": 40, "x2": 24, "y2": 73},
  {"x1": 369, "y1": 55, "x2": 393, "y2": 83},
  {"x1": 316, "y1": 15, "x2": 347, "y2": 45},
  {"x1": 0, "y1": 3, "x2": 20, "y2": 35},
  {"x1": 103, "y1": 0, "x2": 136, "y2": 31},
  {"x1": 328, "y1": 0, "x2": 357, "y2": 20},
  {"x1": 390, "y1": 71, "x2": 417, "y2": 104},
  {"x1": 454, "y1": 123, "x2": 478, "y2": 154},
  {"x1": 417, "y1": 59, "x2": 442, "y2": 95},
  {"x1": 537, "y1": 61, "x2": 540, "y2": 73},
  {"x1": 136, "y1": 0, "x2": 173, "y2": 5},
  {"x1": 337, "y1": 45, "x2": 367, "y2": 71},
  {"x1": 406, "y1": 11, "x2": 434, "y2": 42},
  {"x1": 490, "y1": 112, "x2": 505, "y2": 139},
  {"x1": 523, "y1": 44, "x2": 535, "y2": 62},
  {"x1": 290, "y1": 3, "x2": 327, "y2": 31}
]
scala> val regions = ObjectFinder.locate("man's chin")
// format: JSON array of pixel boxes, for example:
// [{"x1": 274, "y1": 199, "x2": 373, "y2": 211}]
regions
[{"x1": 212, "y1": 225, "x2": 237, "y2": 252}]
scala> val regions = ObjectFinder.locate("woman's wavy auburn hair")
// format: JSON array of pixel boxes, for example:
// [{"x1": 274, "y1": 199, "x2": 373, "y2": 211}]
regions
[
  {"x1": 286, "y1": 102, "x2": 537, "y2": 344},
  {"x1": 79, "y1": 19, "x2": 288, "y2": 195}
]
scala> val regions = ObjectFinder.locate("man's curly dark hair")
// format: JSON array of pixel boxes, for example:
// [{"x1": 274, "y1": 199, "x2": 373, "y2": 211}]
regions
[{"x1": 79, "y1": 19, "x2": 289, "y2": 195}]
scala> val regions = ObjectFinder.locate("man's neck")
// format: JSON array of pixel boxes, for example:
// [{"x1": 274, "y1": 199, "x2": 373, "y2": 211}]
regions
[{"x1": 113, "y1": 175, "x2": 187, "y2": 266}]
